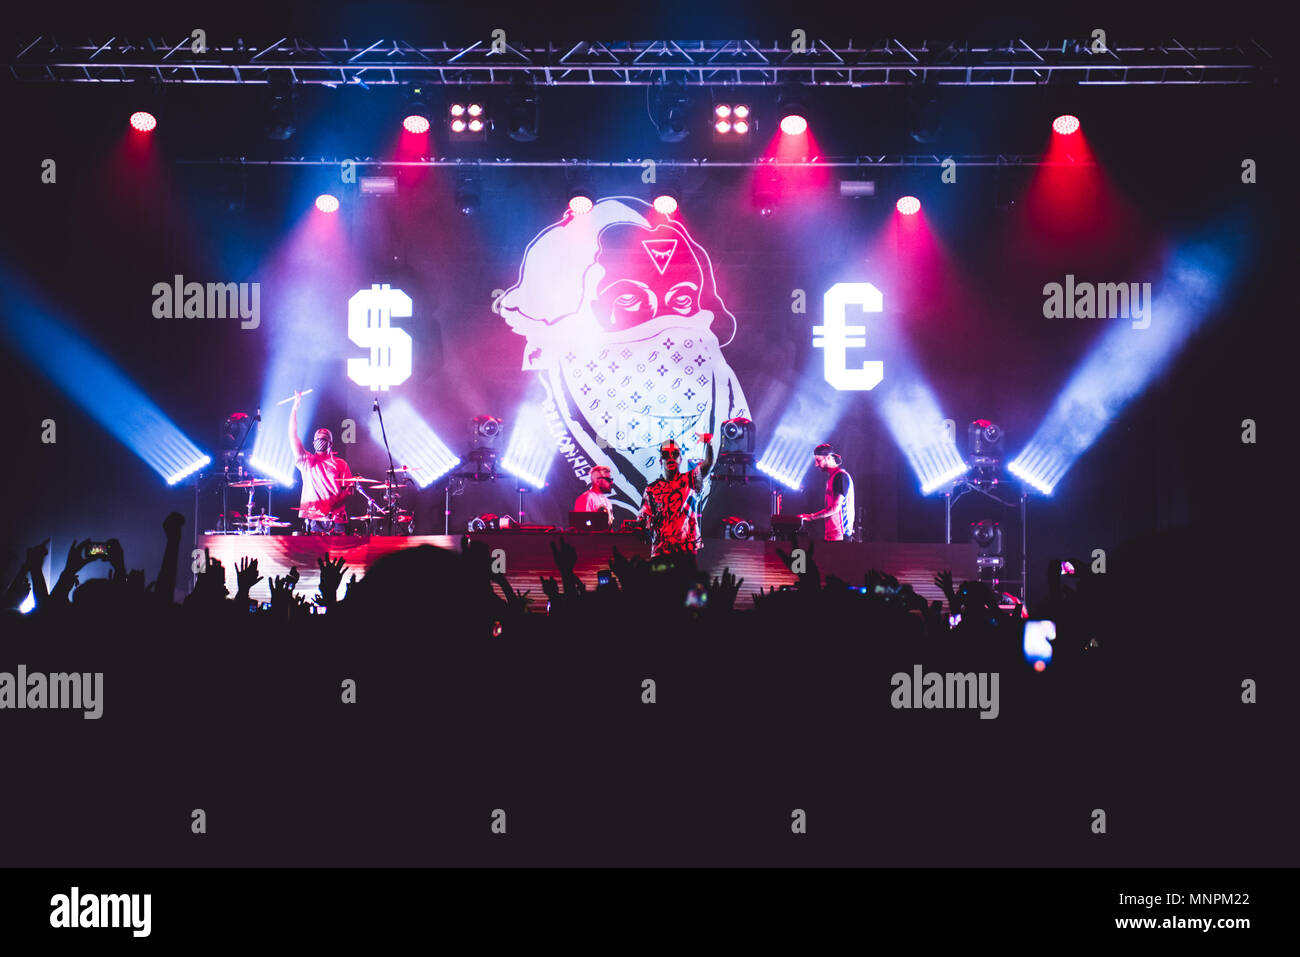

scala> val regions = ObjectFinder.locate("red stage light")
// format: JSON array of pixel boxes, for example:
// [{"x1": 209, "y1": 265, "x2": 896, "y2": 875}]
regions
[
  {"x1": 780, "y1": 114, "x2": 807, "y2": 135},
  {"x1": 129, "y1": 111, "x2": 157, "y2": 132},
  {"x1": 451, "y1": 119, "x2": 467, "y2": 133},
  {"x1": 1052, "y1": 114, "x2": 1080, "y2": 135},
  {"x1": 734, "y1": 105, "x2": 749, "y2": 119},
  {"x1": 715, "y1": 104, "x2": 731, "y2": 118},
  {"x1": 896, "y1": 195, "x2": 921, "y2": 215},
  {"x1": 733, "y1": 120, "x2": 749, "y2": 135},
  {"x1": 467, "y1": 119, "x2": 484, "y2": 132},
  {"x1": 568, "y1": 194, "x2": 593, "y2": 215},
  {"x1": 403, "y1": 114, "x2": 430, "y2": 134},
  {"x1": 715, "y1": 120, "x2": 731, "y2": 134},
  {"x1": 652, "y1": 193, "x2": 678, "y2": 216},
  {"x1": 315, "y1": 194, "x2": 340, "y2": 213},
  {"x1": 450, "y1": 104, "x2": 466, "y2": 116}
]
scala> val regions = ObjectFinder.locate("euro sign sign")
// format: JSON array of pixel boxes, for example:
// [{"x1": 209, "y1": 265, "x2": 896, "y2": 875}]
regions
[
  {"x1": 813, "y1": 282, "x2": 884, "y2": 391},
  {"x1": 347, "y1": 283, "x2": 413, "y2": 391}
]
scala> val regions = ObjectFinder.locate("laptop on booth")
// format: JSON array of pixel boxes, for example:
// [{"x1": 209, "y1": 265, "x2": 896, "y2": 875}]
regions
[{"x1": 569, "y1": 511, "x2": 611, "y2": 531}]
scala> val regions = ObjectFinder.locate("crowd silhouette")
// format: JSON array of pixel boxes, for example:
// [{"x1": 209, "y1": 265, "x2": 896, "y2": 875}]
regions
[{"x1": 2, "y1": 511, "x2": 1106, "y2": 664}]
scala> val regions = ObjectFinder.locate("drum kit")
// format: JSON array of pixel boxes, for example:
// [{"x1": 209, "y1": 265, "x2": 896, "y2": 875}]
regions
[
  {"x1": 224, "y1": 478, "x2": 289, "y2": 534},
  {"x1": 202, "y1": 401, "x2": 421, "y2": 536},
  {"x1": 343, "y1": 467, "x2": 420, "y2": 535},
  {"x1": 211, "y1": 469, "x2": 421, "y2": 536}
]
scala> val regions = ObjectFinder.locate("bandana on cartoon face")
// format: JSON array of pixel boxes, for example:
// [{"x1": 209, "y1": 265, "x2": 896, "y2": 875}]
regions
[{"x1": 556, "y1": 314, "x2": 720, "y2": 477}]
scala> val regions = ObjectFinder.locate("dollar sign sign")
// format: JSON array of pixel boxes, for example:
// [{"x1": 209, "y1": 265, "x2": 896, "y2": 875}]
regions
[{"x1": 347, "y1": 283, "x2": 413, "y2": 391}]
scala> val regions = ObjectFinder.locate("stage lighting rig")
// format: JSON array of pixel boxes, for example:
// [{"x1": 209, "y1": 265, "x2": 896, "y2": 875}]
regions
[
  {"x1": 971, "y1": 520, "x2": 1004, "y2": 575},
  {"x1": 402, "y1": 87, "x2": 432, "y2": 134},
  {"x1": 895, "y1": 196, "x2": 921, "y2": 216},
  {"x1": 454, "y1": 170, "x2": 481, "y2": 215},
  {"x1": 1052, "y1": 114, "x2": 1081, "y2": 135},
  {"x1": 652, "y1": 187, "x2": 681, "y2": 216},
  {"x1": 712, "y1": 99, "x2": 752, "y2": 141},
  {"x1": 263, "y1": 76, "x2": 297, "y2": 141},
  {"x1": 448, "y1": 95, "x2": 488, "y2": 141},
  {"x1": 714, "y1": 417, "x2": 758, "y2": 484},
  {"x1": 752, "y1": 165, "x2": 781, "y2": 216},
  {"x1": 471, "y1": 415, "x2": 502, "y2": 446},
  {"x1": 652, "y1": 78, "x2": 691, "y2": 143},
  {"x1": 839, "y1": 176, "x2": 876, "y2": 198},
  {"x1": 723, "y1": 516, "x2": 755, "y2": 541},
  {"x1": 504, "y1": 76, "x2": 539, "y2": 142},
  {"x1": 776, "y1": 83, "x2": 807, "y2": 135},
  {"x1": 468, "y1": 513, "x2": 513, "y2": 531},
  {"x1": 719, "y1": 417, "x2": 755, "y2": 464},
  {"x1": 967, "y1": 419, "x2": 1003, "y2": 488},
  {"x1": 465, "y1": 414, "x2": 502, "y2": 478},
  {"x1": 127, "y1": 81, "x2": 166, "y2": 132},
  {"x1": 567, "y1": 188, "x2": 594, "y2": 216},
  {"x1": 906, "y1": 82, "x2": 943, "y2": 145},
  {"x1": 944, "y1": 422, "x2": 1026, "y2": 601}
]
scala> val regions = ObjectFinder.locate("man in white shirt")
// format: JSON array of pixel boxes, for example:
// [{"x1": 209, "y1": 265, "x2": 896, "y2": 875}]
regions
[{"x1": 574, "y1": 465, "x2": 616, "y2": 527}]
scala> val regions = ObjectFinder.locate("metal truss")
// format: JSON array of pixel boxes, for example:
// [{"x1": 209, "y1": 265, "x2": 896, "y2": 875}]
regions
[
  {"x1": 173, "y1": 155, "x2": 1087, "y2": 169},
  {"x1": 10, "y1": 37, "x2": 1274, "y2": 86}
]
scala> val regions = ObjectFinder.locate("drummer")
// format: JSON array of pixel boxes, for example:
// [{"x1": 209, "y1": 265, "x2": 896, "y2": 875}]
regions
[{"x1": 289, "y1": 391, "x2": 354, "y2": 534}]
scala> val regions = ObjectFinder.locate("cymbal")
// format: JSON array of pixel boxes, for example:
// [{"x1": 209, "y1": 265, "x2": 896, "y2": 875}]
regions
[
  {"x1": 229, "y1": 479, "x2": 274, "y2": 487},
  {"x1": 341, "y1": 476, "x2": 379, "y2": 484},
  {"x1": 370, "y1": 483, "x2": 405, "y2": 490}
]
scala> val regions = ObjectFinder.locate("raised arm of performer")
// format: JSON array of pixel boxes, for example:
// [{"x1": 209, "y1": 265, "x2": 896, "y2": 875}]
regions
[{"x1": 696, "y1": 432, "x2": 715, "y2": 480}]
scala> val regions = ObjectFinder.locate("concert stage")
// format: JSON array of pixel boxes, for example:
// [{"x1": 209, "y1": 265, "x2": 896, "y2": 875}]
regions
[{"x1": 198, "y1": 533, "x2": 978, "y2": 609}]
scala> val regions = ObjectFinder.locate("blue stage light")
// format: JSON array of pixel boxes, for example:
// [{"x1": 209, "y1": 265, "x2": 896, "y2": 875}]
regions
[
  {"x1": 365, "y1": 398, "x2": 460, "y2": 488},
  {"x1": 1010, "y1": 230, "x2": 1241, "y2": 495},
  {"x1": 0, "y1": 281, "x2": 209, "y2": 485},
  {"x1": 876, "y1": 380, "x2": 968, "y2": 494},
  {"x1": 501, "y1": 401, "x2": 555, "y2": 489}
]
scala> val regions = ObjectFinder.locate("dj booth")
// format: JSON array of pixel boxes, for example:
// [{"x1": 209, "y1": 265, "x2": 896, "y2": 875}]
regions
[{"x1": 197, "y1": 531, "x2": 978, "y2": 609}]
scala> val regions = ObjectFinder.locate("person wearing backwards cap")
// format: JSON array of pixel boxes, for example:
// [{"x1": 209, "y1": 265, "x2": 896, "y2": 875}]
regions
[{"x1": 799, "y1": 443, "x2": 856, "y2": 541}]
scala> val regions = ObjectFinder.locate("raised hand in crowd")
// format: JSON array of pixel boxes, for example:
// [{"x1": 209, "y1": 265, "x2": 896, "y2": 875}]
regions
[
  {"x1": 316, "y1": 556, "x2": 348, "y2": 607},
  {"x1": 156, "y1": 512, "x2": 185, "y2": 603},
  {"x1": 708, "y1": 567, "x2": 744, "y2": 615},
  {"x1": 235, "y1": 557, "x2": 263, "y2": 602}
]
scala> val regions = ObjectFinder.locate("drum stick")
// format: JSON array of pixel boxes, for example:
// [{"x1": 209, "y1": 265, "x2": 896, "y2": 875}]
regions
[{"x1": 275, "y1": 389, "x2": 314, "y2": 406}]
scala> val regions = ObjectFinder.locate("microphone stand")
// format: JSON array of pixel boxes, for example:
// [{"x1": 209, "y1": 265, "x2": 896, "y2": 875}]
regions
[
  {"x1": 373, "y1": 398, "x2": 397, "y2": 536},
  {"x1": 225, "y1": 409, "x2": 260, "y2": 534}
]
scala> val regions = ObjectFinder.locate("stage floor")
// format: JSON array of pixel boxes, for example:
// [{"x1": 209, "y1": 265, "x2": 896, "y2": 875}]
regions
[{"x1": 196, "y1": 532, "x2": 978, "y2": 609}]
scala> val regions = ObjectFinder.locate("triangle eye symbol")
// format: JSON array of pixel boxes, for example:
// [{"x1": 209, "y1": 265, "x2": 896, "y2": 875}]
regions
[{"x1": 642, "y1": 239, "x2": 678, "y2": 275}]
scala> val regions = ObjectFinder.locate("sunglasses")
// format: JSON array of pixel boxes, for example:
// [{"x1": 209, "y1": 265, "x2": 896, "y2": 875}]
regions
[{"x1": 661, "y1": 451, "x2": 681, "y2": 459}]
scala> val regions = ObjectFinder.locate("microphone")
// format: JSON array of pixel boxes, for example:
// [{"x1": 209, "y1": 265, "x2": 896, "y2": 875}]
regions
[
  {"x1": 372, "y1": 398, "x2": 380, "y2": 413},
  {"x1": 255, "y1": 408, "x2": 262, "y2": 422}
]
